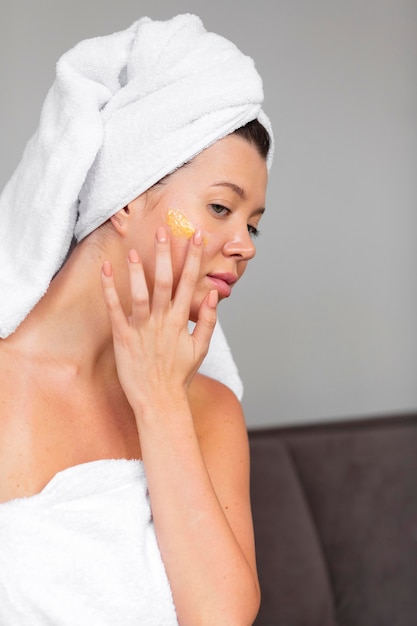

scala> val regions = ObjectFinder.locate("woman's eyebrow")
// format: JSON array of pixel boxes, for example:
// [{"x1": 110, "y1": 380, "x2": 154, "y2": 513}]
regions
[{"x1": 210, "y1": 181, "x2": 246, "y2": 198}]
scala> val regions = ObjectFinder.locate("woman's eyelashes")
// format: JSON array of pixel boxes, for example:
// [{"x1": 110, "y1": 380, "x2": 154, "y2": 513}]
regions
[
  {"x1": 247, "y1": 224, "x2": 260, "y2": 238},
  {"x1": 208, "y1": 203, "x2": 230, "y2": 217},
  {"x1": 208, "y1": 204, "x2": 260, "y2": 238}
]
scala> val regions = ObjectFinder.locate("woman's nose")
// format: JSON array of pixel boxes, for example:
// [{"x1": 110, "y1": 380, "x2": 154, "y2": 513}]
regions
[{"x1": 222, "y1": 229, "x2": 256, "y2": 261}]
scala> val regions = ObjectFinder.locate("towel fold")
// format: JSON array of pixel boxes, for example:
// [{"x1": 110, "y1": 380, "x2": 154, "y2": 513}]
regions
[{"x1": 0, "y1": 13, "x2": 273, "y2": 396}]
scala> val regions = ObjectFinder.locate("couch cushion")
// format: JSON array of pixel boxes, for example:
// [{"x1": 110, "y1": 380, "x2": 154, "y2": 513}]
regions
[
  {"x1": 249, "y1": 414, "x2": 417, "y2": 626},
  {"x1": 288, "y1": 416, "x2": 417, "y2": 626},
  {"x1": 249, "y1": 437, "x2": 336, "y2": 626}
]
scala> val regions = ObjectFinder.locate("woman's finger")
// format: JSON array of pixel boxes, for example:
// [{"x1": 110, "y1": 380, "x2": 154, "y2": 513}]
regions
[
  {"x1": 128, "y1": 249, "x2": 150, "y2": 325},
  {"x1": 191, "y1": 289, "x2": 218, "y2": 358},
  {"x1": 173, "y1": 228, "x2": 204, "y2": 319},
  {"x1": 101, "y1": 261, "x2": 129, "y2": 335},
  {"x1": 151, "y1": 226, "x2": 173, "y2": 314}
]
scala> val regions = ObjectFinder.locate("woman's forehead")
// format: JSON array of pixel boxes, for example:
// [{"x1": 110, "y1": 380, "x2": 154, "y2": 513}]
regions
[{"x1": 170, "y1": 135, "x2": 268, "y2": 192}]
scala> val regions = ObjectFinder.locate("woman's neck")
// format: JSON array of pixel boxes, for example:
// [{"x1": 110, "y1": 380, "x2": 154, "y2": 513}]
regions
[{"x1": 5, "y1": 238, "x2": 120, "y2": 380}]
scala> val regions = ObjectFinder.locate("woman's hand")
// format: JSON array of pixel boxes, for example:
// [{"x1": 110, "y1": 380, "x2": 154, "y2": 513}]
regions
[
  {"x1": 101, "y1": 226, "x2": 260, "y2": 625},
  {"x1": 100, "y1": 225, "x2": 218, "y2": 413}
]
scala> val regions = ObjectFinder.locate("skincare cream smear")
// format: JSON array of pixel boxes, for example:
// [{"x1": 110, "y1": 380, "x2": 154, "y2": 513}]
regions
[{"x1": 165, "y1": 209, "x2": 207, "y2": 243}]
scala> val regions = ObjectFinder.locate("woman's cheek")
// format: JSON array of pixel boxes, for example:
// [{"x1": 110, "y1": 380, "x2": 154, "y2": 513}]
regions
[
  {"x1": 165, "y1": 208, "x2": 208, "y2": 244},
  {"x1": 166, "y1": 208, "x2": 195, "y2": 239}
]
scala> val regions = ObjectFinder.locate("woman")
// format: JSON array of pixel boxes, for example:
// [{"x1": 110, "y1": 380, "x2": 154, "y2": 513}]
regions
[{"x1": 0, "y1": 14, "x2": 272, "y2": 625}]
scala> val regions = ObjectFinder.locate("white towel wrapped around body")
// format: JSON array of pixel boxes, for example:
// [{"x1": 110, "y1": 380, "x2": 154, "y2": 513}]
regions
[
  {"x1": 0, "y1": 459, "x2": 178, "y2": 625},
  {"x1": 0, "y1": 13, "x2": 273, "y2": 395}
]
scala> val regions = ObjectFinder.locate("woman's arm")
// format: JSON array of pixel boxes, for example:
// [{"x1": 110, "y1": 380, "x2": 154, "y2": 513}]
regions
[
  {"x1": 101, "y1": 228, "x2": 260, "y2": 625},
  {"x1": 137, "y1": 375, "x2": 260, "y2": 626}
]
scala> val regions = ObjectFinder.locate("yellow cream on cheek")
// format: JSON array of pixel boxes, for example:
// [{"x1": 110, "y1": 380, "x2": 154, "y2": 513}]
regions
[{"x1": 165, "y1": 208, "x2": 208, "y2": 243}]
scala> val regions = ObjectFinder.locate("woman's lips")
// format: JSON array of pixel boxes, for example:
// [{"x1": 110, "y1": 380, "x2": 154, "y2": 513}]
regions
[{"x1": 207, "y1": 273, "x2": 237, "y2": 298}]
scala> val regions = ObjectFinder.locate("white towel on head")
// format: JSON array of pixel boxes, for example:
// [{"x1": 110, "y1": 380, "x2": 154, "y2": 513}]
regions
[{"x1": 0, "y1": 13, "x2": 273, "y2": 395}]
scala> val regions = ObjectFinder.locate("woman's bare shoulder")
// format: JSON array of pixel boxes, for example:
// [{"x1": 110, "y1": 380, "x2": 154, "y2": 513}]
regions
[
  {"x1": 188, "y1": 373, "x2": 249, "y2": 466},
  {"x1": 189, "y1": 373, "x2": 244, "y2": 426}
]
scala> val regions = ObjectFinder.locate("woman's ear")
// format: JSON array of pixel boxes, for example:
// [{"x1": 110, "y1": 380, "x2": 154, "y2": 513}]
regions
[
  {"x1": 109, "y1": 191, "x2": 149, "y2": 235},
  {"x1": 109, "y1": 206, "x2": 130, "y2": 236}
]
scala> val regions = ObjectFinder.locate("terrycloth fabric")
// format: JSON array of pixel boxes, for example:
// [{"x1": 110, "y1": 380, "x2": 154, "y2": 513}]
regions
[
  {"x1": 0, "y1": 459, "x2": 178, "y2": 625},
  {"x1": 190, "y1": 319, "x2": 244, "y2": 400},
  {"x1": 0, "y1": 14, "x2": 273, "y2": 344}
]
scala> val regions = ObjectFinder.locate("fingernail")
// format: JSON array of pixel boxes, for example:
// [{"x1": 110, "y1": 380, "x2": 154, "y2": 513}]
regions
[
  {"x1": 102, "y1": 261, "x2": 112, "y2": 277},
  {"x1": 208, "y1": 289, "x2": 218, "y2": 308},
  {"x1": 156, "y1": 226, "x2": 168, "y2": 243},
  {"x1": 128, "y1": 249, "x2": 140, "y2": 263},
  {"x1": 194, "y1": 228, "x2": 203, "y2": 245}
]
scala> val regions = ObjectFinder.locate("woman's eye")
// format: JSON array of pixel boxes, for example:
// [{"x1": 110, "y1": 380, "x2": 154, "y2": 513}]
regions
[
  {"x1": 248, "y1": 224, "x2": 260, "y2": 238},
  {"x1": 209, "y1": 204, "x2": 230, "y2": 216},
  {"x1": 208, "y1": 204, "x2": 260, "y2": 238}
]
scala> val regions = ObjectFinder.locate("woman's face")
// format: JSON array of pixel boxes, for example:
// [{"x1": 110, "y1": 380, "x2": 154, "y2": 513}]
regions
[{"x1": 126, "y1": 133, "x2": 268, "y2": 321}]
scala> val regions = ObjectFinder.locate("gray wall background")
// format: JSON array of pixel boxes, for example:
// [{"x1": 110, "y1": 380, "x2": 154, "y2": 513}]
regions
[{"x1": 1, "y1": 1, "x2": 416, "y2": 427}]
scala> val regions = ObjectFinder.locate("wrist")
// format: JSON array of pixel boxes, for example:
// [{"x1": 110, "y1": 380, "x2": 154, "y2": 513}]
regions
[{"x1": 131, "y1": 387, "x2": 191, "y2": 425}]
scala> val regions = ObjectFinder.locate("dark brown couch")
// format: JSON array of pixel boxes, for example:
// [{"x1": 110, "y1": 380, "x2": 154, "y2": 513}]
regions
[{"x1": 248, "y1": 413, "x2": 417, "y2": 626}]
